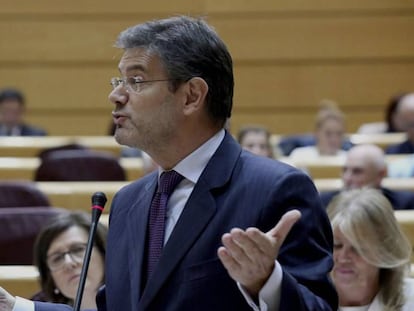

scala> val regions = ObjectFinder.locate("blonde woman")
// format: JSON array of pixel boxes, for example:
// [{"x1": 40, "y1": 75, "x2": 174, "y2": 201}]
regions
[
  {"x1": 290, "y1": 101, "x2": 347, "y2": 159},
  {"x1": 328, "y1": 188, "x2": 414, "y2": 311}
]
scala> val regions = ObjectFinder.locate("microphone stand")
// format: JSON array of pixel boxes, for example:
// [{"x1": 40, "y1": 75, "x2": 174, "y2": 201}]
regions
[{"x1": 73, "y1": 192, "x2": 107, "y2": 311}]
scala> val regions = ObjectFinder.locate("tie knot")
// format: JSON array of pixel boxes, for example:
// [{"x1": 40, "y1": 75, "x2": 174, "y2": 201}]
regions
[{"x1": 158, "y1": 170, "x2": 184, "y2": 195}]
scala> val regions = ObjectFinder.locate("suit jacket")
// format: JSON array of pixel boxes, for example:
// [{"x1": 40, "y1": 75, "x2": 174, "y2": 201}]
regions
[
  {"x1": 20, "y1": 124, "x2": 47, "y2": 136},
  {"x1": 0, "y1": 123, "x2": 47, "y2": 136},
  {"x1": 385, "y1": 140, "x2": 414, "y2": 154},
  {"x1": 36, "y1": 132, "x2": 337, "y2": 311},
  {"x1": 320, "y1": 187, "x2": 414, "y2": 210}
]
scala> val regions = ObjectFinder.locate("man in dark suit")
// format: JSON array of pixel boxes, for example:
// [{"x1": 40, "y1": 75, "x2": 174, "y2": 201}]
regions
[
  {"x1": 320, "y1": 144, "x2": 414, "y2": 210},
  {"x1": 0, "y1": 88, "x2": 47, "y2": 136},
  {"x1": 1, "y1": 16, "x2": 336, "y2": 311}
]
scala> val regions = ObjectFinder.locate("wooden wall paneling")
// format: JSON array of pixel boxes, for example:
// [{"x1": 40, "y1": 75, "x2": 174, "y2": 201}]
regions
[
  {"x1": 205, "y1": 0, "x2": 414, "y2": 13},
  {"x1": 209, "y1": 16, "x2": 414, "y2": 61},
  {"x1": 2, "y1": 16, "x2": 414, "y2": 62},
  {"x1": 1, "y1": 4, "x2": 414, "y2": 135},
  {"x1": 0, "y1": 0, "x2": 203, "y2": 14}
]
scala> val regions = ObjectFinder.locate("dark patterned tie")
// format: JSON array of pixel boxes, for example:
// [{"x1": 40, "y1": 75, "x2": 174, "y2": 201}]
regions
[{"x1": 145, "y1": 170, "x2": 184, "y2": 281}]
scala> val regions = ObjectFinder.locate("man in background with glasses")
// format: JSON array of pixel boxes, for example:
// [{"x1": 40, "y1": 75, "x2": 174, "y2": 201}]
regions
[{"x1": 0, "y1": 15, "x2": 336, "y2": 311}]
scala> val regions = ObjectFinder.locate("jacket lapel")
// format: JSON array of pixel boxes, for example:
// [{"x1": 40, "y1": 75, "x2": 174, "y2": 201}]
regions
[{"x1": 126, "y1": 175, "x2": 157, "y2": 309}]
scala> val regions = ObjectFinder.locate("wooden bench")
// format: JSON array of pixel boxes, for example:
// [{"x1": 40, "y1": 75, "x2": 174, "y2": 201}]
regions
[
  {"x1": 0, "y1": 265, "x2": 39, "y2": 299},
  {"x1": 36, "y1": 181, "x2": 129, "y2": 212},
  {"x1": 279, "y1": 154, "x2": 409, "y2": 179},
  {"x1": 0, "y1": 157, "x2": 143, "y2": 181},
  {"x1": 0, "y1": 136, "x2": 124, "y2": 157},
  {"x1": 314, "y1": 178, "x2": 414, "y2": 193},
  {"x1": 348, "y1": 133, "x2": 407, "y2": 150}
]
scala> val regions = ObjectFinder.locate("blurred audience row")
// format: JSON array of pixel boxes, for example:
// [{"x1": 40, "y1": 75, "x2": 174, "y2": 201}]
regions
[{"x1": 3, "y1": 86, "x2": 414, "y2": 180}]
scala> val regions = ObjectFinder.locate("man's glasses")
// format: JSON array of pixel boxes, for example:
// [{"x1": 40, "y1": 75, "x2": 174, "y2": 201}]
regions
[
  {"x1": 46, "y1": 243, "x2": 87, "y2": 271},
  {"x1": 110, "y1": 76, "x2": 173, "y2": 93}
]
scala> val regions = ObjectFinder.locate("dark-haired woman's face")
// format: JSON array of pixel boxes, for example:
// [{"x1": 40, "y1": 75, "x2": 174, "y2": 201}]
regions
[{"x1": 46, "y1": 226, "x2": 104, "y2": 302}]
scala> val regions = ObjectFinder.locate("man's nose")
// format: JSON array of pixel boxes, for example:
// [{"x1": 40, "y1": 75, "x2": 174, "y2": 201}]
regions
[{"x1": 108, "y1": 88, "x2": 128, "y2": 106}]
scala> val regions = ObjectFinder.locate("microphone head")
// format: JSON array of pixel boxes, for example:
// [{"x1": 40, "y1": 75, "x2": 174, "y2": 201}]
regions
[{"x1": 91, "y1": 192, "x2": 107, "y2": 209}]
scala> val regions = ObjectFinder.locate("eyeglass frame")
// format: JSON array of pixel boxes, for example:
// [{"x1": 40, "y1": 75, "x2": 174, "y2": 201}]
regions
[
  {"x1": 46, "y1": 243, "x2": 87, "y2": 271},
  {"x1": 110, "y1": 76, "x2": 177, "y2": 93}
]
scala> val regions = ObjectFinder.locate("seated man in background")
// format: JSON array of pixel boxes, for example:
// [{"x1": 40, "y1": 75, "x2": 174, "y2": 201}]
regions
[
  {"x1": 0, "y1": 88, "x2": 47, "y2": 136},
  {"x1": 319, "y1": 144, "x2": 414, "y2": 210},
  {"x1": 237, "y1": 125, "x2": 276, "y2": 158},
  {"x1": 385, "y1": 92, "x2": 414, "y2": 154}
]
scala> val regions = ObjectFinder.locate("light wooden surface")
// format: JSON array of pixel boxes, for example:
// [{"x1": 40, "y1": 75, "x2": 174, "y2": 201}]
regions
[
  {"x1": 348, "y1": 133, "x2": 407, "y2": 149},
  {"x1": 279, "y1": 154, "x2": 409, "y2": 179},
  {"x1": 0, "y1": 265, "x2": 39, "y2": 299},
  {"x1": 36, "y1": 181, "x2": 129, "y2": 212},
  {"x1": 0, "y1": 136, "x2": 123, "y2": 157},
  {"x1": 0, "y1": 157, "x2": 143, "y2": 181},
  {"x1": 314, "y1": 178, "x2": 414, "y2": 192}
]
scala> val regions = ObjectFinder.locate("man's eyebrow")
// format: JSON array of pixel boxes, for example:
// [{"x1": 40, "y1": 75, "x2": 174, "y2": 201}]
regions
[{"x1": 118, "y1": 64, "x2": 147, "y2": 74}]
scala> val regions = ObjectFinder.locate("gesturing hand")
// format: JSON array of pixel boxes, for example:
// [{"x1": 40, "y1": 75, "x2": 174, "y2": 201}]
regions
[
  {"x1": 217, "y1": 210, "x2": 301, "y2": 297},
  {"x1": 0, "y1": 287, "x2": 15, "y2": 311}
]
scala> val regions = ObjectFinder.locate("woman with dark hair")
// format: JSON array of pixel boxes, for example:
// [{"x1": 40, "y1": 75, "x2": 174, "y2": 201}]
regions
[{"x1": 32, "y1": 211, "x2": 107, "y2": 310}]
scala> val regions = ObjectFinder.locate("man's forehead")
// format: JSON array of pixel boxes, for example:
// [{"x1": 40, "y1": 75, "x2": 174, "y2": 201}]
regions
[{"x1": 118, "y1": 49, "x2": 160, "y2": 73}]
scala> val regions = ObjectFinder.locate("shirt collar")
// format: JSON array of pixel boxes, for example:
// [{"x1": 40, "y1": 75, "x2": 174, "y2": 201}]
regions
[{"x1": 158, "y1": 129, "x2": 225, "y2": 184}]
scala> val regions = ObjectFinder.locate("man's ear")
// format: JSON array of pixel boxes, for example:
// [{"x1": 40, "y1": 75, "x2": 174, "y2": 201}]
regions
[{"x1": 182, "y1": 77, "x2": 208, "y2": 116}]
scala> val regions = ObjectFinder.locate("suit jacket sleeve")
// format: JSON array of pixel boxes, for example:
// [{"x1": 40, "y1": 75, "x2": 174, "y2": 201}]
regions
[{"x1": 263, "y1": 169, "x2": 337, "y2": 310}]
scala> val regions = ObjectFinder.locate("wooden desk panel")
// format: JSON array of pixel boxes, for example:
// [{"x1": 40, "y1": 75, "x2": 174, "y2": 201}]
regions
[
  {"x1": 0, "y1": 136, "x2": 122, "y2": 157},
  {"x1": 314, "y1": 178, "x2": 414, "y2": 192},
  {"x1": 0, "y1": 266, "x2": 39, "y2": 299},
  {"x1": 36, "y1": 182, "x2": 129, "y2": 212},
  {"x1": 0, "y1": 157, "x2": 143, "y2": 182},
  {"x1": 280, "y1": 154, "x2": 409, "y2": 179},
  {"x1": 349, "y1": 133, "x2": 407, "y2": 150}
]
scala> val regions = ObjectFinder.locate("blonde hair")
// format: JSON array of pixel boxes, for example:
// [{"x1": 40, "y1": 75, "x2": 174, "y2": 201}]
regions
[
  {"x1": 315, "y1": 100, "x2": 345, "y2": 130},
  {"x1": 328, "y1": 189, "x2": 411, "y2": 311}
]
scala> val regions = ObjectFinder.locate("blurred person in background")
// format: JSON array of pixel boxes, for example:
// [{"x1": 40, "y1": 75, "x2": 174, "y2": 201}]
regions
[
  {"x1": 385, "y1": 93, "x2": 414, "y2": 154},
  {"x1": 327, "y1": 188, "x2": 414, "y2": 311},
  {"x1": 237, "y1": 125, "x2": 275, "y2": 158},
  {"x1": 357, "y1": 92, "x2": 407, "y2": 134},
  {"x1": 289, "y1": 101, "x2": 348, "y2": 159},
  {"x1": 30, "y1": 212, "x2": 107, "y2": 310},
  {"x1": 0, "y1": 88, "x2": 47, "y2": 136},
  {"x1": 319, "y1": 144, "x2": 414, "y2": 210}
]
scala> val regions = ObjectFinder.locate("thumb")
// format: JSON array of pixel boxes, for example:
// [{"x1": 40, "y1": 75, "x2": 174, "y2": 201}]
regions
[{"x1": 267, "y1": 210, "x2": 301, "y2": 244}]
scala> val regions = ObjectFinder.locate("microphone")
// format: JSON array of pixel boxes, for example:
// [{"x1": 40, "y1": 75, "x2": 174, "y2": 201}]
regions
[{"x1": 73, "y1": 192, "x2": 107, "y2": 311}]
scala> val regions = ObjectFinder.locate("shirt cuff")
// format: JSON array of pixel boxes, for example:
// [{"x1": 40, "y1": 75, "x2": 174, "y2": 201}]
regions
[
  {"x1": 238, "y1": 261, "x2": 283, "y2": 311},
  {"x1": 12, "y1": 297, "x2": 34, "y2": 311}
]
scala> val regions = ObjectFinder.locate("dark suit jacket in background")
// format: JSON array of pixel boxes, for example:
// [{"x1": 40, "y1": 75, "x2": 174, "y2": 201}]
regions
[
  {"x1": 385, "y1": 140, "x2": 414, "y2": 154},
  {"x1": 0, "y1": 124, "x2": 47, "y2": 136},
  {"x1": 320, "y1": 187, "x2": 414, "y2": 210},
  {"x1": 35, "y1": 132, "x2": 337, "y2": 311}
]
